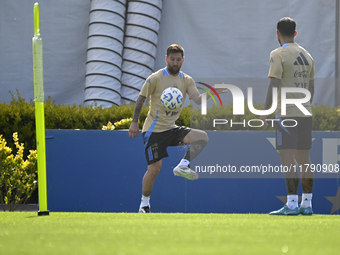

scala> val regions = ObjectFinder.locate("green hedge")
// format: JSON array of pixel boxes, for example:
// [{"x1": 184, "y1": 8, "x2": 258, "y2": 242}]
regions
[
  {"x1": 0, "y1": 92, "x2": 339, "y2": 156},
  {"x1": 0, "y1": 92, "x2": 147, "y2": 156}
]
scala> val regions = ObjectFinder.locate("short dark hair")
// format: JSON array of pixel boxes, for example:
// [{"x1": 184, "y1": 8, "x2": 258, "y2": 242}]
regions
[
  {"x1": 166, "y1": 44, "x2": 184, "y2": 57},
  {"x1": 277, "y1": 17, "x2": 296, "y2": 38}
]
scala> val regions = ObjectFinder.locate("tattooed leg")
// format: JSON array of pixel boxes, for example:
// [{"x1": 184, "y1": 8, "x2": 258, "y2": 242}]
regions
[
  {"x1": 184, "y1": 140, "x2": 208, "y2": 162},
  {"x1": 296, "y1": 150, "x2": 314, "y2": 193},
  {"x1": 182, "y1": 129, "x2": 209, "y2": 162},
  {"x1": 279, "y1": 149, "x2": 299, "y2": 195}
]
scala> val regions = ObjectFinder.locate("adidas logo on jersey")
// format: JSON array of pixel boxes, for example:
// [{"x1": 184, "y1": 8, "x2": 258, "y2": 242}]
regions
[{"x1": 294, "y1": 52, "x2": 309, "y2": 66}]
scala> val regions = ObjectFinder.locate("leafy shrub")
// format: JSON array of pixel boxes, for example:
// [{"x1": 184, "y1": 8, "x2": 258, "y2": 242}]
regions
[
  {"x1": 312, "y1": 104, "x2": 340, "y2": 131},
  {"x1": 102, "y1": 118, "x2": 133, "y2": 130},
  {"x1": 0, "y1": 133, "x2": 37, "y2": 211},
  {"x1": 0, "y1": 92, "x2": 36, "y2": 159}
]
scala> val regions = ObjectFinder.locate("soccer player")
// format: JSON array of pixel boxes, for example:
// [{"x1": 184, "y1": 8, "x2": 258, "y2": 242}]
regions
[
  {"x1": 261, "y1": 17, "x2": 315, "y2": 215},
  {"x1": 128, "y1": 44, "x2": 226, "y2": 213}
]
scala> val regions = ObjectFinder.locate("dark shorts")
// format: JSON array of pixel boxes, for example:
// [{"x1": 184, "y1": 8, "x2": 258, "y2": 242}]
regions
[
  {"x1": 275, "y1": 116, "x2": 312, "y2": 150},
  {"x1": 142, "y1": 126, "x2": 191, "y2": 165}
]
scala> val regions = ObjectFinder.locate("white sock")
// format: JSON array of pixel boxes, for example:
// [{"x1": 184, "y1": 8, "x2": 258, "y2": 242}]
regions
[
  {"x1": 286, "y1": 195, "x2": 298, "y2": 209},
  {"x1": 178, "y1": 159, "x2": 190, "y2": 167},
  {"x1": 140, "y1": 195, "x2": 150, "y2": 208},
  {"x1": 301, "y1": 193, "x2": 312, "y2": 208}
]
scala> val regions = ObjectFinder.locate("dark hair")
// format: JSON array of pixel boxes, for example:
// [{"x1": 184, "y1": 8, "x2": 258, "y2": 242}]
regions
[
  {"x1": 166, "y1": 44, "x2": 184, "y2": 57},
  {"x1": 277, "y1": 17, "x2": 296, "y2": 37}
]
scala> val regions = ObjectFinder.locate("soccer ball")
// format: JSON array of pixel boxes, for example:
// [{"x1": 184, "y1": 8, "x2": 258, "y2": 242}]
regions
[{"x1": 160, "y1": 87, "x2": 183, "y2": 111}]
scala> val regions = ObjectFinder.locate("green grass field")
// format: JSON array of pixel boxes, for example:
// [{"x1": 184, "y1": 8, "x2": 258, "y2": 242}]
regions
[{"x1": 0, "y1": 212, "x2": 339, "y2": 255}]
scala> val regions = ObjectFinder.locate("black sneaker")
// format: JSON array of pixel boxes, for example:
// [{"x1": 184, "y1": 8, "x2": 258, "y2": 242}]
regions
[{"x1": 139, "y1": 206, "x2": 150, "y2": 213}]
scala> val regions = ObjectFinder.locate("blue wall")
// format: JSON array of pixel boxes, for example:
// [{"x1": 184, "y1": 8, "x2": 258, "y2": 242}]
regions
[{"x1": 45, "y1": 130, "x2": 340, "y2": 214}]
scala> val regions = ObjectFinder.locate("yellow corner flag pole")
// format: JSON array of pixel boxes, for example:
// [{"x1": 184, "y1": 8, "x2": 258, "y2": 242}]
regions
[{"x1": 33, "y1": 2, "x2": 49, "y2": 216}]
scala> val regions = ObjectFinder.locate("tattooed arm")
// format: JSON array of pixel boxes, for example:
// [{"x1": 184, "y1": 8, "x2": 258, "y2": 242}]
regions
[{"x1": 128, "y1": 95, "x2": 146, "y2": 138}]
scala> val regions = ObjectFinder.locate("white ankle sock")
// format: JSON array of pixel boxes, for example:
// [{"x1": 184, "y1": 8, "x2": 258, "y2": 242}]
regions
[
  {"x1": 140, "y1": 195, "x2": 150, "y2": 207},
  {"x1": 286, "y1": 195, "x2": 298, "y2": 209},
  {"x1": 301, "y1": 193, "x2": 312, "y2": 208},
  {"x1": 178, "y1": 159, "x2": 190, "y2": 167}
]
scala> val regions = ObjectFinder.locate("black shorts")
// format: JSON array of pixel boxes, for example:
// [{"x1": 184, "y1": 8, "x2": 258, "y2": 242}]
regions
[
  {"x1": 142, "y1": 126, "x2": 191, "y2": 165},
  {"x1": 275, "y1": 116, "x2": 312, "y2": 150}
]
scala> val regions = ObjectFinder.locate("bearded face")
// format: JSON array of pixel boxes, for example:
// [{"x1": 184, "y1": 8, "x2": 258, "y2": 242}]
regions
[{"x1": 166, "y1": 52, "x2": 184, "y2": 75}]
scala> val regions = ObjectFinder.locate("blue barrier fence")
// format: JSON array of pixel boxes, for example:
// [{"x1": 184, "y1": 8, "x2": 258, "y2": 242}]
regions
[{"x1": 46, "y1": 130, "x2": 340, "y2": 214}]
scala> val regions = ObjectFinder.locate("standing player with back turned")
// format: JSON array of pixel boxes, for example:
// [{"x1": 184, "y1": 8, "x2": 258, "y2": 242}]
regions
[
  {"x1": 261, "y1": 17, "x2": 315, "y2": 215},
  {"x1": 129, "y1": 44, "x2": 226, "y2": 213}
]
